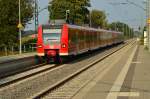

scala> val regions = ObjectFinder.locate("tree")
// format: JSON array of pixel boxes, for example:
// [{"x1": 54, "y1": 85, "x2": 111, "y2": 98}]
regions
[
  {"x1": 109, "y1": 22, "x2": 134, "y2": 38},
  {"x1": 48, "y1": 0, "x2": 91, "y2": 25},
  {"x1": 0, "y1": 0, "x2": 34, "y2": 47},
  {"x1": 90, "y1": 9, "x2": 107, "y2": 28}
]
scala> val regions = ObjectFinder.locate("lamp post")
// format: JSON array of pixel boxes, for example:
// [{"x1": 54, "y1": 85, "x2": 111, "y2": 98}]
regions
[
  {"x1": 89, "y1": 10, "x2": 91, "y2": 27},
  {"x1": 66, "y1": 10, "x2": 70, "y2": 23},
  {"x1": 35, "y1": 0, "x2": 38, "y2": 32},
  {"x1": 147, "y1": 0, "x2": 150, "y2": 51},
  {"x1": 19, "y1": 0, "x2": 22, "y2": 54}
]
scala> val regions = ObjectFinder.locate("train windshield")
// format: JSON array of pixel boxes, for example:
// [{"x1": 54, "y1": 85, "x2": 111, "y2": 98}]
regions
[{"x1": 43, "y1": 29, "x2": 61, "y2": 45}]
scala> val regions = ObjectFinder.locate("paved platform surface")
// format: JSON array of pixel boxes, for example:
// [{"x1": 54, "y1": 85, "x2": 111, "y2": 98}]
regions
[
  {"x1": 0, "y1": 52, "x2": 36, "y2": 63},
  {"x1": 126, "y1": 45, "x2": 150, "y2": 99},
  {"x1": 73, "y1": 44, "x2": 150, "y2": 99}
]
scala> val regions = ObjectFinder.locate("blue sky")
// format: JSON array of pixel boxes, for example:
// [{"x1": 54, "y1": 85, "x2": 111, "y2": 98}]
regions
[{"x1": 26, "y1": 0, "x2": 146, "y2": 31}]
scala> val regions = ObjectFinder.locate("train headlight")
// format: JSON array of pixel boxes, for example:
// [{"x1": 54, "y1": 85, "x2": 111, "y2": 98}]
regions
[
  {"x1": 38, "y1": 45, "x2": 42, "y2": 48},
  {"x1": 61, "y1": 44, "x2": 66, "y2": 48}
]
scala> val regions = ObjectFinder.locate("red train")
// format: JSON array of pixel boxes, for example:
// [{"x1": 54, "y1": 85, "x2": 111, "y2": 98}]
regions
[{"x1": 37, "y1": 24, "x2": 124, "y2": 63}]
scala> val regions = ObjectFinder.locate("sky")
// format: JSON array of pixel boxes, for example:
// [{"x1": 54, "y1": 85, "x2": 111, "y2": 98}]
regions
[{"x1": 26, "y1": 0, "x2": 146, "y2": 31}]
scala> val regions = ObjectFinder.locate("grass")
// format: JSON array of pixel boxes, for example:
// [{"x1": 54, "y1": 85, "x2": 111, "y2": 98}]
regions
[
  {"x1": 0, "y1": 51, "x2": 19, "y2": 57},
  {"x1": 0, "y1": 50, "x2": 36, "y2": 57}
]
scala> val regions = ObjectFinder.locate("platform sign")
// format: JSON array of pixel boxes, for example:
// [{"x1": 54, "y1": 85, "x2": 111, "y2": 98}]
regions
[{"x1": 17, "y1": 23, "x2": 24, "y2": 30}]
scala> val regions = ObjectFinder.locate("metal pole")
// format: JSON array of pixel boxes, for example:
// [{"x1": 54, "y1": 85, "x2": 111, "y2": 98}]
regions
[
  {"x1": 140, "y1": 13, "x2": 143, "y2": 37},
  {"x1": 66, "y1": 10, "x2": 68, "y2": 21},
  {"x1": 19, "y1": 0, "x2": 22, "y2": 54},
  {"x1": 123, "y1": 24, "x2": 124, "y2": 35},
  {"x1": 129, "y1": 26, "x2": 130, "y2": 38},
  {"x1": 74, "y1": 1, "x2": 76, "y2": 24},
  {"x1": 66, "y1": 10, "x2": 70, "y2": 23},
  {"x1": 146, "y1": 0, "x2": 149, "y2": 48},
  {"x1": 148, "y1": 0, "x2": 150, "y2": 51},
  {"x1": 125, "y1": 24, "x2": 129, "y2": 39},
  {"x1": 90, "y1": 10, "x2": 92, "y2": 27},
  {"x1": 35, "y1": 0, "x2": 39, "y2": 31},
  {"x1": 115, "y1": 23, "x2": 117, "y2": 31}
]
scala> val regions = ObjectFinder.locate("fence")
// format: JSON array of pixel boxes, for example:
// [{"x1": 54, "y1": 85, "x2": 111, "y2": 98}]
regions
[{"x1": 0, "y1": 43, "x2": 37, "y2": 56}]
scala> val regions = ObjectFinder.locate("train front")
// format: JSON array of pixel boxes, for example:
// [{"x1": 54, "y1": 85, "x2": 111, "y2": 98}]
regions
[{"x1": 37, "y1": 25, "x2": 63, "y2": 62}]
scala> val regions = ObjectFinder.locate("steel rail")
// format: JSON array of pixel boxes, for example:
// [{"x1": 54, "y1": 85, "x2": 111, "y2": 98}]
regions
[
  {"x1": 31, "y1": 41, "x2": 134, "y2": 99},
  {"x1": 0, "y1": 63, "x2": 61, "y2": 88}
]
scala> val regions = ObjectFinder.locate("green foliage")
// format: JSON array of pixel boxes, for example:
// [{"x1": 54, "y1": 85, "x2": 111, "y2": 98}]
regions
[
  {"x1": 23, "y1": 38, "x2": 37, "y2": 45},
  {"x1": 91, "y1": 9, "x2": 107, "y2": 28},
  {"x1": 48, "y1": 0, "x2": 90, "y2": 25},
  {"x1": 48, "y1": 0, "x2": 133, "y2": 39},
  {"x1": 109, "y1": 22, "x2": 134, "y2": 38},
  {"x1": 0, "y1": 0, "x2": 34, "y2": 47},
  {"x1": 22, "y1": 36, "x2": 37, "y2": 45}
]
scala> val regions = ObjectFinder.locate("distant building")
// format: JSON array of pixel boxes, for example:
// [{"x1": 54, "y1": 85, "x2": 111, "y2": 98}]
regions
[
  {"x1": 22, "y1": 30, "x2": 37, "y2": 39},
  {"x1": 22, "y1": 30, "x2": 36, "y2": 37}
]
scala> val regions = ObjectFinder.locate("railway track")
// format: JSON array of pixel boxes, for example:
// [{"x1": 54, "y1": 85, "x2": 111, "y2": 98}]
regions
[
  {"x1": 0, "y1": 40, "x2": 134, "y2": 99},
  {"x1": 30, "y1": 40, "x2": 135, "y2": 99},
  {"x1": 32, "y1": 40, "x2": 136, "y2": 99},
  {"x1": 0, "y1": 63, "x2": 61, "y2": 87},
  {"x1": 0, "y1": 56, "x2": 44, "y2": 79}
]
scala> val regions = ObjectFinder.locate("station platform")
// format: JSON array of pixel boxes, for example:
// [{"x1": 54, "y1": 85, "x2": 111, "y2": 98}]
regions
[
  {"x1": 127, "y1": 45, "x2": 150, "y2": 99},
  {"x1": 0, "y1": 52, "x2": 36, "y2": 63},
  {"x1": 73, "y1": 44, "x2": 150, "y2": 99}
]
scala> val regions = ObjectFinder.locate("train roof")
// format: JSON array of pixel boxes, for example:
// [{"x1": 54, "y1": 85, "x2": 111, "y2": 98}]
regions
[
  {"x1": 41, "y1": 24, "x2": 123, "y2": 34},
  {"x1": 67, "y1": 24, "x2": 123, "y2": 34}
]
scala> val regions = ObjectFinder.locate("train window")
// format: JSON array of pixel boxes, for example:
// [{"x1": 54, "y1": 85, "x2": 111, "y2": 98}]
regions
[
  {"x1": 43, "y1": 29, "x2": 61, "y2": 45},
  {"x1": 69, "y1": 28, "x2": 78, "y2": 44},
  {"x1": 79, "y1": 30, "x2": 84, "y2": 41},
  {"x1": 42, "y1": 25, "x2": 62, "y2": 29}
]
